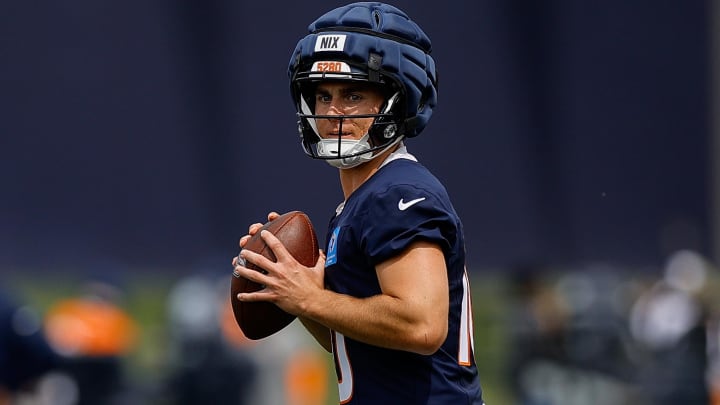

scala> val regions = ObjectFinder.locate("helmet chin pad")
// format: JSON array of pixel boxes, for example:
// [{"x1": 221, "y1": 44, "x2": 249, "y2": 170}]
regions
[{"x1": 316, "y1": 136, "x2": 374, "y2": 169}]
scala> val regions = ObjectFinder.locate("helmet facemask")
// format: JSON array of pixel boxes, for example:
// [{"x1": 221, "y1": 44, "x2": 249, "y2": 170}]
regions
[{"x1": 295, "y1": 75, "x2": 405, "y2": 169}]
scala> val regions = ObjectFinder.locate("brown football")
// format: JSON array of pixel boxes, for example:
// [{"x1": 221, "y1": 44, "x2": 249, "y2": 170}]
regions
[{"x1": 230, "y1": 211, "x2": 319, "y2": 340}]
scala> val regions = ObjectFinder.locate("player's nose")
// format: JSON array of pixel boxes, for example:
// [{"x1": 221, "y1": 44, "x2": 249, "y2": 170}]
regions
[{"x1": 326, "y1": 102, "x2": 344, "y2": 116}]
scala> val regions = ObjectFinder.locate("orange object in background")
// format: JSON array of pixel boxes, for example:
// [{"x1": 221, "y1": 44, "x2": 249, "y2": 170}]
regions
[
  {"x1": 285, "y1": 349, "x2": 329, "y2": 405},
  {"x1": 44, "y1": 297, "x2": 138, "y2": 357}
]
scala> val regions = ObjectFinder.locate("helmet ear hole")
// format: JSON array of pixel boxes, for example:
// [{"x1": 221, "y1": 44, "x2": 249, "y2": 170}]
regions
[
  {"x1": 373, "y1": 10, "x2": 381, "y2": 27},
  {"x1": 418, "y1": 89, "x2": 429, "y2": 112}
]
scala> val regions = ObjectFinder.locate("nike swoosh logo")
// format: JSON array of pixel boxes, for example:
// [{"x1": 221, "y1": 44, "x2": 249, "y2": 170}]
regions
[{"x1": 398, "y1": 197, "x2": 426, "y2": 211}]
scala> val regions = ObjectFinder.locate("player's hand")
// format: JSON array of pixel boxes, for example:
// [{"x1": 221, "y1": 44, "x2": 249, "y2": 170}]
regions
[
  {"x1": 235, "y1": 230, "x2": 326, "y2": 317},
  {"x1": 232, "y1": 211, "x2": 280, "y2": 267},
  {"x1": 239, "y1": 211, "x2": 280, "y2": 248}
]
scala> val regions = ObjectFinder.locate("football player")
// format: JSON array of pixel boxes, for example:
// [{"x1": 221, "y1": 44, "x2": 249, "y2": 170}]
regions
[{"x1": 234, "y1": 2, "x2": 485, "y2": 403}]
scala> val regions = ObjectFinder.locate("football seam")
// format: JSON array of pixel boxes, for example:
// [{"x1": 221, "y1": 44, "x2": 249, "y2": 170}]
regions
[
  {"x1": 298, "y1": 215, "x2": 319, "y2": 261},
  {"x1": 255, "y1": 212, "x2": 298, "y2": 265}
]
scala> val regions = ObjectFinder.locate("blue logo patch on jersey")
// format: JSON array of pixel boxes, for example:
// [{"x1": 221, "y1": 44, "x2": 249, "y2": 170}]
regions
[{"x1": 326, "y1": 226, "x2": 339, "y2": 266}]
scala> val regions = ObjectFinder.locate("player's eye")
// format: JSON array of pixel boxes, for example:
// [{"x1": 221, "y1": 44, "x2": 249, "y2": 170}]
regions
[{"x1": 316, "y1": 94, "x2": 331, "y2": 103}]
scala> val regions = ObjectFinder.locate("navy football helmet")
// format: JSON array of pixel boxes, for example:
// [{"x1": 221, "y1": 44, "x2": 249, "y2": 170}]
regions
[{"x1": 288, "y1": 2, "x2": 438, "y2": 168}]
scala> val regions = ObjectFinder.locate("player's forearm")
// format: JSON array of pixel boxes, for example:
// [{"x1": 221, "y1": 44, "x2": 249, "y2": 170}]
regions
[
  {"x1": 299, "y1": 316, "x2": 332, "y2": 352},
  {"x1": 304, "y1": 289, "x2": 447, "y2": 355}
]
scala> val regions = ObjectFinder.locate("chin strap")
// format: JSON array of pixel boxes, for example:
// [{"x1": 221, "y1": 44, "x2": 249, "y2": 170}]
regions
[{"x1": 402, "y1": 116, "x2": 420, "y2": 137}]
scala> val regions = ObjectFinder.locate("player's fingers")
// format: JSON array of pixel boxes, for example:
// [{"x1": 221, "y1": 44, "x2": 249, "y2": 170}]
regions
[
  {"x1": 233, "y1": 262, "x2": 272, "y2": 286},
  {"x1": 267, "y1": 211, "x2": 280, "y2": 221},
  {"x1": 258, "y1": 230, "x2": 294, "y2": 263},
  {"x1": 239, "y1": 234, "x2": 251, "y2": 248},
  {"x1": 248, "y1": 222, "x2": 264, "y2": 235},
  {"x1": 236, "y1": 290, "x2": 274, "y2": 303},
  {"x1": 239, "y1": 245, "x2": 278, "y2": 273}
]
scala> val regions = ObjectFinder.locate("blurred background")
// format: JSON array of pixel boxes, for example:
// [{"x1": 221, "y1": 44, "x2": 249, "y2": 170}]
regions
[{"x1": 1, "y1": 0, "x2": 719, "y2": 404}]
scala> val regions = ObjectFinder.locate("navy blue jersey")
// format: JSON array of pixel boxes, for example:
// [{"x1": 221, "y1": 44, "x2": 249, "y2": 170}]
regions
[{"x1": 323, "y1": 157, "x2": 484, "y2": 404}]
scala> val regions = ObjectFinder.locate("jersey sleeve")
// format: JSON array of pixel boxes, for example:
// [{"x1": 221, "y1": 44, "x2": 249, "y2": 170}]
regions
[{"x1": 359, "y1": 183, "x2": 457, "y2": 265}]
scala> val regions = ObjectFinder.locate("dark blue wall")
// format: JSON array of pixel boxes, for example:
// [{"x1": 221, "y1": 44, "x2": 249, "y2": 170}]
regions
[{"x1": 0, "y1": 1, "x2": 710, "y2": 274}]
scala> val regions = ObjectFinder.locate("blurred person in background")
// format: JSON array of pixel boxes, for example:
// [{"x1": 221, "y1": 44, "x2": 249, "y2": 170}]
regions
[
  {"x1": 628, "y1": 249, "x2": 711, "y2": 404},
  {"x1": 505, "y1": 266, "x2": 568, "y2": 404},
  {"x1": 506, "y1": 265, "x2": 644, "y2": 405},
  {"x1": 709, "y1": 314, "x2": 720, "y2": 405},
  {"x1": 0, "y1": 288, "x2": 59, "y2": 403},
  {"x1": 42, "y1": 280, "x2": 139, "y2": 405},
  {"x1": 160, "y1": 275, "x2": 258, "y2": 405},
  {"x1": 163, "y1": 274, "x2": 327, "y2": 405}
]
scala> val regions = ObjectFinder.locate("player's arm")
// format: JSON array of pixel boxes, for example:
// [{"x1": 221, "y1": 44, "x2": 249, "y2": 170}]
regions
[
  {"x1": 306, "y1": 240, "x2": 449, "y2": 355},
  {"x1": 236, "y1": 233, "x2": 449, "y2": 355},
  {"x1": 298, "y1": 316, "x2": 332, "y2": 352}
]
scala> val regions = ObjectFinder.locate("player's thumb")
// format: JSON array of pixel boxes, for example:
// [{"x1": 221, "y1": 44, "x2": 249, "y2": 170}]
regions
[{"x1": 313, "y1": 250, "x2": 326, "y2": 270}]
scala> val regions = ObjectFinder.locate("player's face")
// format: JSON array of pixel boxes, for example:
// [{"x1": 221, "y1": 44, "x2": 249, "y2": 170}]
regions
[{"x1": 314, "y1": 82, "x2": 385, "y2": 140}]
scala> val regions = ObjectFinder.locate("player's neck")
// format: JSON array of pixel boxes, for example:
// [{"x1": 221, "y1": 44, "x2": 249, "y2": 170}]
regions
[
  {"x1": 338, "y1": 162, "x2": 377, "y2": 199},
  {"x1": 338, "y1": 148, "x2": 393, "y2": 199}
]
